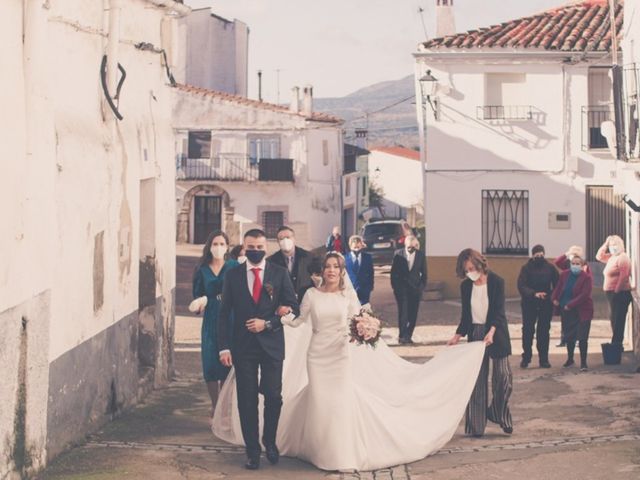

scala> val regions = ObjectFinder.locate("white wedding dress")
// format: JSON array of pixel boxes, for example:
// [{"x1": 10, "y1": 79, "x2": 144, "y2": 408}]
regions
[{"x1": 212, "y1": 286, "x2": 486, "y2": 471}]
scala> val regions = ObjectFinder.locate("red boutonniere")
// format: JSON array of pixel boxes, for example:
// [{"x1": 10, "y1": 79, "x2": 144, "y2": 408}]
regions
[{"x1": 264, "y1": 283, "x2": 274, "y2": 301}]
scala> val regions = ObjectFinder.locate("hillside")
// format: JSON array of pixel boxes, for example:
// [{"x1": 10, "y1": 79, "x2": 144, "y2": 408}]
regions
[{"x1": 314, "y1": 75, "x2": 419, "y2": 148}]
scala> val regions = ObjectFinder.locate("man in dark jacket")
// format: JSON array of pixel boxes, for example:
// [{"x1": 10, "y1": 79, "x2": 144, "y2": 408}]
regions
[
  {"x1": 267, "y1": 226, "x2": 314, "y2": 300},
  {"x1": 218, "y1": 229, "x2": 299, "y2": 469},
  {"x1": 517, "y1": 244, "x2": 559, "y2": 368},
  {"x1": 390, "y1": 235, "x2": 428, "y2": 344}
]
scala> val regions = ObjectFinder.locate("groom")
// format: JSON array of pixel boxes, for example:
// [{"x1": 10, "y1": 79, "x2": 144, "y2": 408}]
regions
[{"x1": 218, "y1": 229, "x2": 299, "y2": 470}]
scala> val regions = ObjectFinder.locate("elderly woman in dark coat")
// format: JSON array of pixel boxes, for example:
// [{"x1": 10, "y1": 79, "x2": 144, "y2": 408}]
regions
[{"x1": 552, "y1": 255, "x2": 594, "y2": 371}]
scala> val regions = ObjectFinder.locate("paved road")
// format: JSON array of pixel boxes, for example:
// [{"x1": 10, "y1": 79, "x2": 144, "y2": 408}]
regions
[{"x1": 37, "y1": 254, "x2": 640, "y2": 479}]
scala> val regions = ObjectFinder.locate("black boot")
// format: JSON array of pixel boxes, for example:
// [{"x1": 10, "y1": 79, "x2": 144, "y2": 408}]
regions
[
  {"x1": 563, "y1": 341, "x2": 575, "y2": 367},
  {"x1": 579, "y1": 340, "x2": 588, "y2": 371},
  {"x1": 539, "y1": 349, "x2": 551, "y2": 368}
]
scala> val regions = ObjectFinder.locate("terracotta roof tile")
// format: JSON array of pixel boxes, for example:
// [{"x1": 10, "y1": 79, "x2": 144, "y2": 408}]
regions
[
  {"x1": 371, "y1": 146, "x2": 420, "y2": 161},
  {"x1": 422, "y1": 0, "x2": 622, "y2": 53},
  {"x1": 175, "y1": 84, "x2": 342, "y2": 124}
]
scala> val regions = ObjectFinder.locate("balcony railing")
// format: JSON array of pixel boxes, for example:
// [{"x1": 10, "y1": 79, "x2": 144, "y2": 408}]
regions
[
  {"x1": 343, "y1": 156, "x2": 357, "y2": 174},
  {"x1": 176, "y1": 154, "x2": 294, "y2": 182},
  {"x1": 476, "y1": 105, "x2": 533, "y2": 121},
  {"x1": 581, "y1": 105, "x2": 613, "y2": 150}
]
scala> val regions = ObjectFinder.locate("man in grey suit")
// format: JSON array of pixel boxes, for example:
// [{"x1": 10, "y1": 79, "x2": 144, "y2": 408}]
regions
[
  {"x1": 267, "y1": 226, "x2": 314, "y2": 300},
  {"x1": 390, "y1": 235, "x2": 428, "y2": 344}
]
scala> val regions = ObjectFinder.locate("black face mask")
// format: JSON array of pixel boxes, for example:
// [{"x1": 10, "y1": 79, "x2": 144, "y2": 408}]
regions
[
  {"x1": 352, "y1": 249, "x2": 361, "y2": 255},
  {"x1": 407, "y1": 247, "x2": 416, "y2": 254},
  {"x1": 246, "y1": 250, "x2": 266, "y2": 265},
  {"x1": 533, "y1": 256, "x2": 545, "y2": 264}
]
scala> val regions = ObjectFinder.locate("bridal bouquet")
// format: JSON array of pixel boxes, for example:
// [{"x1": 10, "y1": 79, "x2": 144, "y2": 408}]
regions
[{"x1": 348, "y1": 304, "x2": 382, "y2": 348}]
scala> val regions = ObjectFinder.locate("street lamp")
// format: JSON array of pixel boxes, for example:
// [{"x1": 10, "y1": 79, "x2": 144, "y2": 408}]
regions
[{"x1": 418, "y1": 69, "x2": 438, "y2": 255}]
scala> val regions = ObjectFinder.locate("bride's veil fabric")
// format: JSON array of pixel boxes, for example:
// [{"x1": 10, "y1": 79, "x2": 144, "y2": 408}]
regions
[{"x1": 212, "y1": 260, "x2": 486, "y2": 469}]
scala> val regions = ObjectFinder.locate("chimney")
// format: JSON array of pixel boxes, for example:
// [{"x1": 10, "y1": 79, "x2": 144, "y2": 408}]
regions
[
  {"x1": 302, "y1": 85, "x2": 313, "y2": 116},
  {"x1": 290, "y1": 86, "x2": 300, "y2": 113},
  {"x1": 436, "y1": 0, "x2": 456, "y2": 38},
  {"x1": 355, "y1": 128, "x2": 368, "y2": 149}
]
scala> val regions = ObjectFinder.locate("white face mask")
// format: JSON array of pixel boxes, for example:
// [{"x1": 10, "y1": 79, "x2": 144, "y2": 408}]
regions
[
  {"x1": 279, "y1": 238, "x2": 294, "y2": 252},
  {"x1": 466, "y1": 271, "x2": 481, "y2": 282},
  {"x1": 211, "y1": 245, "x2": 227, "y2": 260},
  {"x1": 609, "y1": 246, "x2": 619, "y2": 255},
  {"x1": 237, "y1": 255, "x2": 247, "y2": 264}
]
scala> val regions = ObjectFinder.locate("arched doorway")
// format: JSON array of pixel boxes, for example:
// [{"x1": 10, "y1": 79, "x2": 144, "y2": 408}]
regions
[{"x1": 177, "y1": 184, "x2": 236, "y2": 244}]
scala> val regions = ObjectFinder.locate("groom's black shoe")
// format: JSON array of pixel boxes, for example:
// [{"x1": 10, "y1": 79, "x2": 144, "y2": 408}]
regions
[
  {"x1": 265, "y1": 445, "x2": 280, "y2": 465},
  {"x1": 245, "y1": 456, "x2": 260, "y2": 470}
]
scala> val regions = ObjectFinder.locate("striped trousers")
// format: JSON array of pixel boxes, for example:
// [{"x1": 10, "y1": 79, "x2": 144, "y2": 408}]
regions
[{"x1": 465, "y1": 324, "x2": 513, "y2": 436}]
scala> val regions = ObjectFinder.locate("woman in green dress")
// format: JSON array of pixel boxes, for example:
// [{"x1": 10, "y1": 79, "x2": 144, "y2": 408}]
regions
[{"x1": 192, "y1": 230, "x2": 239, "y2": 417}]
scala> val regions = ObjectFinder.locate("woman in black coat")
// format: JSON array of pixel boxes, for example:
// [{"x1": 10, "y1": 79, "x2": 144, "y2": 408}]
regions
[{"x1": 448, "y1": 248, "x2": 513, "y2": 437}]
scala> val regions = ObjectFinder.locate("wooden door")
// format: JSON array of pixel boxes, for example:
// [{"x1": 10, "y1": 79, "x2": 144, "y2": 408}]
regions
[
  {"x1": 586, "y1": 185, "x2": 626, "y2": 260},
  {"x1": 194, "y1": 196, "x2": 222, "y2": 244}
]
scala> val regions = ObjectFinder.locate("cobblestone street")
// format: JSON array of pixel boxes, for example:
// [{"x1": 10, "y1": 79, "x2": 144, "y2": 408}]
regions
[{"x1": 38, "y1": 255, "x2": 640, "y2": 479}]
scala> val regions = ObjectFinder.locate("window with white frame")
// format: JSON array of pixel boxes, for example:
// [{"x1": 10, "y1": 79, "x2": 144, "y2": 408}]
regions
[
  {"x1": 584, "y1": 68, "x2": 614, "y2": 149},
  {"x1": 248, "y1": 135, "x2": 281, "y2": 164}
]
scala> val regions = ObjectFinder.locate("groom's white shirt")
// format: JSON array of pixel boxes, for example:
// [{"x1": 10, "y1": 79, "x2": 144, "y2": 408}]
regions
[{"x1": 246, "y1": 258, "x2": 266, "y2": 293}]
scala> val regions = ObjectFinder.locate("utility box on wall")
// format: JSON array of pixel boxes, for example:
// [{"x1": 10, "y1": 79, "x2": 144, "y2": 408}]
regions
[{"x1": 548, "y1": 212, "x2": 571, "y2": 229}]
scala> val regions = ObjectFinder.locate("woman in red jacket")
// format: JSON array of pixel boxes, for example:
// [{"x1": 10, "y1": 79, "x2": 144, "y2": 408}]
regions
[{"x1": 551, "y1": 255, "x2": 594, "y2": 371}]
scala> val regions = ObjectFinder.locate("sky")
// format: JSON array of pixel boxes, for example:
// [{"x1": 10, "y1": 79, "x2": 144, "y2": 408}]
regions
[{"x1": 184, "y1": 0, "x2": 567, "y2": 101}]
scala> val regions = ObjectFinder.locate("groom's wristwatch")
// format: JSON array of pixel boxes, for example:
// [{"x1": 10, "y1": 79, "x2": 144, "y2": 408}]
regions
[{"x1": 264, "y1": 320, "x2": 273, "y2": 331}]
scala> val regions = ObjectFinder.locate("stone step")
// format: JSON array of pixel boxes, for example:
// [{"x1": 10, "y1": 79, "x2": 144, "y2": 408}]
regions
[
  {"x1": 425, "y1": 280, "x2": 445, "y2": 292},
  {"x1": 423, "y1": 290, "x2": 444, "y2": 301}
]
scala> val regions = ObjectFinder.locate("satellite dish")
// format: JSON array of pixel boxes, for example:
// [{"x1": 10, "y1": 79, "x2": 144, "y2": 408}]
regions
[{"x1": 600, "y1": 120, "x2": 617, "y2": 158}]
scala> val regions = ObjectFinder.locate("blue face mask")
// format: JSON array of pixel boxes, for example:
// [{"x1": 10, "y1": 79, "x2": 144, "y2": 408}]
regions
[
  {"x1": 570, "y1": 265, "x2": 582, "y2": 275},
  {"x1": 245, "y1": 249, "x2": 266, "y2": 265}
]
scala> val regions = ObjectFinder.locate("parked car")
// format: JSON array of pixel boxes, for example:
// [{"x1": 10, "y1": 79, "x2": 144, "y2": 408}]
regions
[{"x1": 361, "y1": 219, "x2": 411, "y2": 265}]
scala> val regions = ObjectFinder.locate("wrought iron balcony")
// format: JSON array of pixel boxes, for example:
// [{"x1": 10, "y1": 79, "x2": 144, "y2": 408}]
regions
[
  {"x1": 581, "y1": 105, "x2": 613, "y2": 150},
  {"x1": 476, "y1": 105, "x2": 533, "y2": 121},
  {"x1": 176, "y1": 154, "x2": 294, "y2": 182}
]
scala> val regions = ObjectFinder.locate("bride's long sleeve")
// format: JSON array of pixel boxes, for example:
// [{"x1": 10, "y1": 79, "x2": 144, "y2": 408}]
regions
[
  {"x1": 347, "y1": 288, "x2": 362, "y2": 318},
  {"x1": 281, "y1": 289, "x2": 312, "y2": 328}
]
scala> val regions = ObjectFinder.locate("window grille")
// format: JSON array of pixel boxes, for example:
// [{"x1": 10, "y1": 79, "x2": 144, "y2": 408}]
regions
[{"x1": 482, "y1": 190, "x2": 529, "y2": 255}]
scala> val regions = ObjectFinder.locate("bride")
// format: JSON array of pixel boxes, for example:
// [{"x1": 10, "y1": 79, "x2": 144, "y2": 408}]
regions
[{"x1": 213, "y1": 252, "x2": 486, "y2": 471}]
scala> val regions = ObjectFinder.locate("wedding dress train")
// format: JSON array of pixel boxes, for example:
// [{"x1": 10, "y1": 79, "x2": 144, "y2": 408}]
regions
[{"x1": 213, "y1": 287, "x2": 485, "y2": 471}]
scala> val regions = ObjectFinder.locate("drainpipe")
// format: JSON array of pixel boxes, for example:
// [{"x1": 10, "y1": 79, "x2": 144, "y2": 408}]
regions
[
  {"x1": 107, "y1": 0, "x2": 121, "y2": 98},
  {"x1": 608, "y1": 0, "x2": 627, "y2": 160}
]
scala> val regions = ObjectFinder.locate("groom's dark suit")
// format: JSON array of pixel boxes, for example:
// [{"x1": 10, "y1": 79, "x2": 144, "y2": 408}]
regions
[{"x1": 218, "y1": 261, "x2": 299, "y2": 458}]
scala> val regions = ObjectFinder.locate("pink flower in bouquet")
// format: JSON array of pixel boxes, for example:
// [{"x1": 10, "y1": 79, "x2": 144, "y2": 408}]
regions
[{"x1": 348, "y1": 306, "x2": 382, "y2": 347}]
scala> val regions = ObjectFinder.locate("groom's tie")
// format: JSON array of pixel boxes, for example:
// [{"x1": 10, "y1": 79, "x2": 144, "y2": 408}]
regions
[{"x1": 251, "y1": 267, "x2": 262, "y2": 304}]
